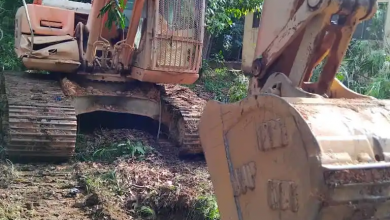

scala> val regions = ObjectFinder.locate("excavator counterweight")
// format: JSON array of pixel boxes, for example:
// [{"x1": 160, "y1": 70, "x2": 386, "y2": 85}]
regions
[{"x1": 199, "y1": 0, "x2": 390, "y2": 219}]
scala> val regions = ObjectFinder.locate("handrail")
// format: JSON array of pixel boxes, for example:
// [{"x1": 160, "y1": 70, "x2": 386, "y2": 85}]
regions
[{"x1": 21, "y1": 0, "x2": 34, "y2": 55}]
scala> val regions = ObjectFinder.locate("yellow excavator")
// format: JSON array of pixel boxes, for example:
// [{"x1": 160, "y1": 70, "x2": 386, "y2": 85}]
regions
[
  {"x1": 2, "y1": 0, "x2": 206, "y2": 159},
  {"x1": 199, "y1": 0, "x2": 390, "y2": 219}
]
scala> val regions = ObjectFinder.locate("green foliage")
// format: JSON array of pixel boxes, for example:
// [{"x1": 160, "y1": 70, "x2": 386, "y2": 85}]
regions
[
  {"x1": 228, "y1": 75, "x2": 248, "y2": 102},
  {"x1": 92, "y1": 140, "x2": 149, "y2": 161},
  {"x1": 309, "y1": 4, "x2": 390, "y2": 99},
  {"x1": 138, "y1": 206, "x2": 156, "y2": 219},
  {"x1": 200, "y1": 66, "x2": 248, "y2": 102},
  {"x1": 0, "y1": 0, "x2": 32, "y2": 70},
  {"x1": 311, "y1": 39, "x2": 390, "y2": 99},
  {"x1": 99, "y1": 0, "x2": 127, "y2": 29},
  {"x1": 76, "y1": 135, "x2": 152, "y2": 162},
  {"x1": 206, "y1": 0, "x2": 263, "y2": 35},
  {"x1": 194, "y1": 195, "x2": 220, "y2": 220},
  {"x1": 346, "y1": 41, "x2": 390, "y2": 99},
  {"x1": 206, "y1": 0, "x2": 262, "y2": 61},
  {"x1": 80, "y1": 169, "x2": 125, "y2": 196},
  {"x1": 210, "y1": 51, "x2": 225, "y2": 63},
  {"x1": 211, "y1": 17, "x2": 245, "y2": 61}
]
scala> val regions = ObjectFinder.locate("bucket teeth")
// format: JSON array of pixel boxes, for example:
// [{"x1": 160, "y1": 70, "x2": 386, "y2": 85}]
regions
[{"x1": 0, "y1": 72, "x2": 77, "y2": 159}]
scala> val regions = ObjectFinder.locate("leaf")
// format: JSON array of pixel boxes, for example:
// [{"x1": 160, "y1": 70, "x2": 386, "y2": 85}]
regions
[
  {"x1": 115, "y1": 8, "x2": 125, "y2": 29},
  {"x1": 135, "y1": 146, "x2": 145, "y2": 155},
  {"x1": 98, "y1": 0, "x2": 127, "y2": 30},
  {"x1": 119, "y1": 0, "x2": 125, "y2": 9},
  {"x1": 336, "y1": 72, "x2": 345, "y2": 81},
  {"x1": 98, "y1": 1, "x2": 114, "y2": 18}
]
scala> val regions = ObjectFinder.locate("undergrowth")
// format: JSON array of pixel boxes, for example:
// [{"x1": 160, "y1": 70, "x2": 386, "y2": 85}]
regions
[
  {"x1": 74, "y1": 130, "x2": 219, "y2": 220},
  {"x1": 200, "y1": 39, "x2": 390, "y2": 102},
  {"x1": 312, "y1": 39, "x2": 390, "y2": 99},
  {"x1": 0, "y1": 0, "x2": 29, "y2": 70},
  {"x1": 78, "y1": 168, "x2": 219, "y2": 220},
  {"x1": 195, "y1": 65, "x2": 249, "y2": 102},
  {"x1": 75, "y1": 134, "x2": 152, "y2": 162}
]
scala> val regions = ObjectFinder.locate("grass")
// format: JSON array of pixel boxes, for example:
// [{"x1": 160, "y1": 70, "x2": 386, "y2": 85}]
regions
[
  {"x1": 80, "y1": 169, "x2": 125, "y2": 196},
  {"x1": 75, "y1": 133, "x2": 153, "y2": 162},
  {"x1": 76, "y1": 164, "x2": 219, "y2": 220},
  {"x1": 201, "y1": 68, "x2": 248, "y2": 102},
  {"x1": 188, "y1": 66, "x2": 249, "y2": 103},
  {"x1": 0, "y1": 201, "x2": 23, "y2": 220},
  {"x1": 0, "y1": 160, "x2": 23, "y2": 220},
  {"x1": 0, "y1": 159, "x2": 19, "y2": 188}
]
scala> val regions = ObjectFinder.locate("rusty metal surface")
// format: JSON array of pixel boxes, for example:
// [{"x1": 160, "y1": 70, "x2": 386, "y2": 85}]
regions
[
  {"x1": 15, "y1": 1, "x2": 205, "y2": 87},
  {"x1": 11, "y1": 0, "x2": 207, "y2": 160},
  {"x1": 122, "y1": 0, "x2": 146, "y2": 68},
  {"x1": 0, "y1": 71, "x2": 77, "y2": 158},
  {"x1": 160, "y1": 84, "x2": 206, "y2": 157},
  {"x1": 152, "y1": 0, "x2": 204, "y2": 73},
  {"x1": 199, "y1": 94, "x2": 390, "y2": 220},
  {"x1": 0, "y1": 70, "x2": 206, "y2": 160},
  {"x1": 59, "y1": 74, "x2": 206, "y2": 158},
  {"x1": 248, "y1": 0, "x2": 377, "y2": 96},
  {"x1": 199, "y1": 0, "x2": 385, "y2": 219}
]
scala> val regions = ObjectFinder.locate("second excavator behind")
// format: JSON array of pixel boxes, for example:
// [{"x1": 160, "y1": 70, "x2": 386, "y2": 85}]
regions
[
  {"x1": 199, "y1": 0, "x2": 390, "y2": 219},
  {"x1": 1, "y1": 0, "x2": 206, "y2": 159}
]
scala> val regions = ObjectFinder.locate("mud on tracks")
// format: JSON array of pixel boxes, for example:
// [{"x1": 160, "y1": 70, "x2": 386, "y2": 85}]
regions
[
  {"x1": 1, "y1": 72, "x2": 77, "y2": 158},
  {"x1": 160, "y1": 85, "x2": 207, "y2": 156}
]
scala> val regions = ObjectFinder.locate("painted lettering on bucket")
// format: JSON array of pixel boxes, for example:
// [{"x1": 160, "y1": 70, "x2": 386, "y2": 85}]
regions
[
  {"x1": 257, "y1": 118, "x2": 289, "y2": 151},
  {"x1": 268, "y1": 179, "x2": 299, "y2": 212},
  {"x1": 232, "y1": 161, "x2": 257, "y2": 196}
]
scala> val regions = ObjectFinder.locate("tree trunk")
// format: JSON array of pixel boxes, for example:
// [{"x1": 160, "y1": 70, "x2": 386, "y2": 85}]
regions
[{"x1": 202, "y1": 31, "x2": 212, "y2": 59}]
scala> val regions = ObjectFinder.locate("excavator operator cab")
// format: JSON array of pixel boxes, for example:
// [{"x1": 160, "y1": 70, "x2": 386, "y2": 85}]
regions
[
  {"x1": 78, "y1": 0, "x2": 205, "y2": 83},
  {"x1": 15, "y1": 0, "x2": 205, "y2": 84}
]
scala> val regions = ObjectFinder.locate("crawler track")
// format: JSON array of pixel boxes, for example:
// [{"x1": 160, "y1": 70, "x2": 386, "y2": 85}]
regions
[
  {"x1": 0, "y1": 71, "x2": 206, "y2": 160},
  {"x1": 67, "y1": 75, "x2": 207, "y2": 158},
  {"x1": 0, "y1": 72, "x2": 77, "y2": 159},
  {"x1": 161, "y1": 84, "x2": 206, "y2": 157}
]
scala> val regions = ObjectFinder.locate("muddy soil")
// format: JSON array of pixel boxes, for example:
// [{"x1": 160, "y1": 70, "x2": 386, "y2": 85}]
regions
[
  {"x1": 0, "y1": 163, "x2": 89, "y2": 220},
  {"x1": 0, "y1": 129, "x2": 214, "y2": 220}
]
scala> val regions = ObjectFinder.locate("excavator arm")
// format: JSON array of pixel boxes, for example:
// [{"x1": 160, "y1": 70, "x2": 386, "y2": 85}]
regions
[
  {"x1": 249, "y1": 0, "x2": 376, "y2": 95},
  {"x1": 199, "y1": 0, "x2": 390, "y2": 219}
]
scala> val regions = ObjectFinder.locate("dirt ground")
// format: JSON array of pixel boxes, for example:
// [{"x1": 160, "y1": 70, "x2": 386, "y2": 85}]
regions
[{"x1": 0, "y1": 129, "x2": 216, "y2": 220}]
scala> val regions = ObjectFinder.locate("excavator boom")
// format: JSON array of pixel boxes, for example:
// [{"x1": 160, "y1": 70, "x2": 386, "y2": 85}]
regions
[{"x1": 199, "y1": 0, "x2": 390, "y2": 219}]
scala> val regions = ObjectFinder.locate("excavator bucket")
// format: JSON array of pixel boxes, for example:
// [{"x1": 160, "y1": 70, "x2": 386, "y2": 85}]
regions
[
  {"x1": 199, "y1": 0, "x2": 390, "y2": 218},
  {"x1": 199, "y1": 94, "x2": 390, "y2": 219}
]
